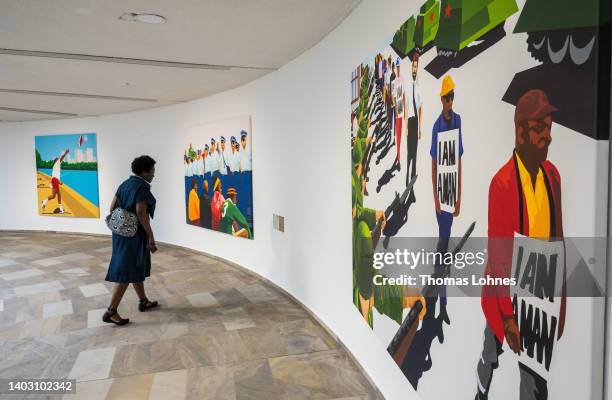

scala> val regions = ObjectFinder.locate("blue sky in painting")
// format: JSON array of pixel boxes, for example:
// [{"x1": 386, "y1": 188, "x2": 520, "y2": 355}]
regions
[{"x1": 35, "y1": 133, "x2": 97, "y2": 161}]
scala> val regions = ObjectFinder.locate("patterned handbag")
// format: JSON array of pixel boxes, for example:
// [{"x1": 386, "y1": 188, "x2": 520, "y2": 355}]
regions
[{"x1": 106, "y1": 208, "x2": 138, "y2": 237}]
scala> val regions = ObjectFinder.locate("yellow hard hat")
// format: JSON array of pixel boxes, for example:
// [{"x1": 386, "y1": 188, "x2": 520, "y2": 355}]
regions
[{"x1": 440, "y1": 75, "x2": 456, "y2": 97}]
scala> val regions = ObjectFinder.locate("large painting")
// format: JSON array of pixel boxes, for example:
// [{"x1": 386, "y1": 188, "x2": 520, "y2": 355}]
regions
[
  {"x1": 183, "y1": 116, "x2": 254, "y2": 239},
  {"x1": 35, "y1": 133, "x2": 100, "y2": 218},
  {"x1": 351, "y1": 0, "x2": 609, "y2": 398}
]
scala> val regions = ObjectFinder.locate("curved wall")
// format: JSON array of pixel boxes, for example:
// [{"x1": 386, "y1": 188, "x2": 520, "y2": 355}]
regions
[
  {"x1": 0, "y1": 0, "x2": 422, "y2": 398},
  {"x1": 0, "y1": 0, "x2": 610, "y2": 398}
]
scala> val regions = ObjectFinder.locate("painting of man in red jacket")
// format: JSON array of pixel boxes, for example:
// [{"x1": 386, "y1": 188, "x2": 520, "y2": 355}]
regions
[{"x1": 475, "y1": 89, "x2": 566, "y2": 400}]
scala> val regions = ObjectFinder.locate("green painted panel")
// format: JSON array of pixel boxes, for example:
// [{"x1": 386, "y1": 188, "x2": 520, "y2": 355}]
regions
[{"x1": 514, "y1": 0, "x2": 608, "y2": 33}]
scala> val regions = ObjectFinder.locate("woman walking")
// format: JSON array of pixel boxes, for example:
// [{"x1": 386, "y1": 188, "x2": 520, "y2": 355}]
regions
[{"x1": 103, "y1": 155, "x2": 159, "y2": 325}]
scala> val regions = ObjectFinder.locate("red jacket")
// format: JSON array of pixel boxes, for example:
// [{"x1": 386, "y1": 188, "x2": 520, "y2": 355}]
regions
[
  {"x1": 482, "y1": 154, "x2": 565, "y2": 343},
  {"x1": 211, "y1": 191, "x2": 225, "y2": 231}
]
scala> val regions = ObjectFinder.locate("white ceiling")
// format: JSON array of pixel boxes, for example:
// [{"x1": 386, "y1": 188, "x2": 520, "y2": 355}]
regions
[{"x1": 0, "y1": 0, "x2": 360, "y2": 121}]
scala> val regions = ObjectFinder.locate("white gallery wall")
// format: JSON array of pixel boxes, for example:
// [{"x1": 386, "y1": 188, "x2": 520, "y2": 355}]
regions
[{"x1": 0, "y1": 0, "x2": 609, "y2": 398}]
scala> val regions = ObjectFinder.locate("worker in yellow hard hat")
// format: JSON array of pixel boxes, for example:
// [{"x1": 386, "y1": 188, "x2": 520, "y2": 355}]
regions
[
  {"x1": 429, "y1": 74, "x2": 464, "y2": 326},
  {"x1": 440, "y1": 75, "x2": 455, "y2": 97}
]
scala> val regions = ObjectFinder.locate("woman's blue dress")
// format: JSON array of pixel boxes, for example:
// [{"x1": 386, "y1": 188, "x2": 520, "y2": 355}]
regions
[{"x1": 106, "y1": 176, "x2": 156, "y2": 283}]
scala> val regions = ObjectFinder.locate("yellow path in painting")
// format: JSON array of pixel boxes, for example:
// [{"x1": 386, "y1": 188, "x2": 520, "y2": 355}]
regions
[{"x1": 36, "y1": 172, "x2": 99, "y2": 218}]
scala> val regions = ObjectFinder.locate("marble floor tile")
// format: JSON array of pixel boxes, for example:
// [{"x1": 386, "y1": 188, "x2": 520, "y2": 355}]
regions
[
  {"x1": 68, "y1": 347, "x2": 116, "y2": 381},
  {"x1": 0, "y1": 251, "x2": 31, "y2": 258},
  {"x1": 15, "y1": 304, "x2": 42, "y2": 323},
  {"x1": 79, "y1": 283, "x2": 109, "y2": 298},
  {"x1": 1, "y1": 348, "x2": 78, "y2": 381},
  {"x1": 27, "y1": 290, "x2": 64, "y2": 306},
  {"x1": 181, "y1": 331, "x2": 253, "y2": 366},
  {"x1": 0, "y1": 320, "x2": 24, "y2": 341},
  {"x1": 106, "y1": 373, "x2": 154, "y2": 400},
  {"x1": 237, "y1": 284, "x2": 279, "y2": 303},
  {"x1": 59, "y1": 268, "x2": 89, "y2": 277},
  {"x1": 32, "y1": 258, "x2": 63, "y2": 267},
  {"x1": 187, "y1": 254, "x2": 219, "y2": 265},
  {"x1": 232, "y1": 359, "x2": 284, "y2": 400},
  {"x1": 0, "y1": 268, "x2": 46, "y2": 281},
  {"x1": 22, "y1": 316, "x2": 64, "y2": 339},
  {"x1": 186, "y1": 365, "x2": 235, "y2": 400},
  {"x1": 237, "y1": 326, "x2": 289, "y2": 360},
  {"x1": 59, "y1": 313, "x2": 88, "y2": 334},
  {"x1": 56, "y1": 252, "x2": 97, "y2": 262},
  {"x1": 149, "y1": 368, "x2": 188, "y2": 400},
  {"x1": 110, "y1": 339, "x2": 189, "y2": 378},
  {"x1": 20, "y1": 318, "x2": 45, "y2": 338},
  {"x1": 94, "y1": 246, "x2": 113, "y2": 253},
  {"x1": 212, "y1": 288, "x2": 250, "y2": 308},
  {"x1": 269, "y1": 351, "x2": 376, "y2": 399},
  {"x1": 43, "y1": 300, "x2": 73, "y2": 319},
  {"x1": 0, "y1": 291, "x2": 15, "y2": 301},
  {"x1": 36, "y1": 333, "x2": 69, "y2": 348},
  {"x1": 14, "y1": 281, "x2": 64, "y2": 297},
  {"x1": 0, "y1": 235, "x2": 25, "y2": 240},
  {"x1": 36, "y1": 349, "x2": 79, "y2": 379},
  {"x1": 279, "y1": 319, "x2": 336, "y2": 354},
  {"x1": 185, "y1": 316, "x2": 229, "y2": 337},
  {"x1": 62, "y1": 378, "x2": 113, "y2": 400},
  {"x1": 208, "y1": 272, "x2": 250, "y2": 290},
  {"x1": 220, "y1": 307, "x2": 256, "y2": 331},
  {"x1": 186, "y1": 292, "x2": 219, "y2": 308},
  {"x1": 87, "y1": 308, "x2": 107, "y2": 328},
  {"x1": 0, "y1": 258, "x2": 16, "y2": 268}
]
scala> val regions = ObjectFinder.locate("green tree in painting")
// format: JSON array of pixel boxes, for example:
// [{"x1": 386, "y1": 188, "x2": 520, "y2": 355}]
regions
[
  {"x1": 35, "y1": 148, "x2": 97, "y2": 171},
  {"x1": 354, "y1": 64, "x2": 372, "y2": 141},
  {"x1": 35, "y1": 149, "x2": 44, "y2": 169}
]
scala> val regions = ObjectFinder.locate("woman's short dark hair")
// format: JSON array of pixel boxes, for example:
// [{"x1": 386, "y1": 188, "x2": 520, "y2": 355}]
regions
[{"x1": 131, "y1": 155, "x2": 156, "y2": 175}]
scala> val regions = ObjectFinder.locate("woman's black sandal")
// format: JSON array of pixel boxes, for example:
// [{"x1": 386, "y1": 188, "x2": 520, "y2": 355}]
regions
[
  {"x1": 102, "y1": 307, "x2": 130, "y2": 326},
  {"x1": 138, "y1": 298, "x2": 159, "y2": 312}
]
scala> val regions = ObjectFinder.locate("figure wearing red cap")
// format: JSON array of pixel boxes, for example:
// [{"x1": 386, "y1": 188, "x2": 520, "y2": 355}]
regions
[{"x1": 475, "y1": 90, "x2": 566, "y2": 400}]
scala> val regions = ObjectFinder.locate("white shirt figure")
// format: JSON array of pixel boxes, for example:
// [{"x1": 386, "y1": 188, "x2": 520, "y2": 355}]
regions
[
  {"x1": 52, "y1": 158, "x2": 62, "y2": 180},
  {"x1": 231, "y1": 149, "x2": 241, "y2": 172},
  {"x1": 239, "y1": 146, "x2": 252, "y2": 172},
  {"x1": 394, "y1": 74, "x2": 405, "y2": 118},
  {"x1": 219, "y1": 149, "x2": 229, "y2": 175},
  {"x1": 204, "y1": 155, "x2": 211, "y2": 175},
  {"x1": 407, "y1": 76, "x2": 423, "y2": 120},
  {"x1": 208, "y1": 151, "x2": 219, "y2": 175},
  {"x1": 193, "y1": 157, "x2": 203, "y2": 176},
  {"x1": 185, "y1": 161, "x2": 193, "y2": 177},
  {"x1": 225, "y1": 150, "x2": 234, "y2": 173}
]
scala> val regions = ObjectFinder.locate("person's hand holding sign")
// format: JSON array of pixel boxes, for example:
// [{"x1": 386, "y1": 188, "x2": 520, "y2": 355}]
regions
[
  {"x1": 503, "y1": 317, "x2": 521, "y2": 354},
  {"x1": 453, "y1": 199, "x2": 461, "y2": 217}
]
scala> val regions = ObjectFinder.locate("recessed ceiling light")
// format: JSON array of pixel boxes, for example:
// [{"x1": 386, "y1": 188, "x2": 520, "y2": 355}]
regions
[{"x1": 119, "y1": 12, "x2": 166, "y2": 24}]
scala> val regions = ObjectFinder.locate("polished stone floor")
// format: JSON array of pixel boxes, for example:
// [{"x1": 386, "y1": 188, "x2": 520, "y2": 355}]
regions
[{"x1": 0, "y1": 232, "x2": 381, "y2": 400}]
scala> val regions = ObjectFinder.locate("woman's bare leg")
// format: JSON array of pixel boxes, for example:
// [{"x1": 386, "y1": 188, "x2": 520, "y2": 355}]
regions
[
  {"x1": 109, "y1": 283, "x2": 129, "y2": 322},
  {"x1": 132, "y1": 282, "x2": 146, "y2": 300}
]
